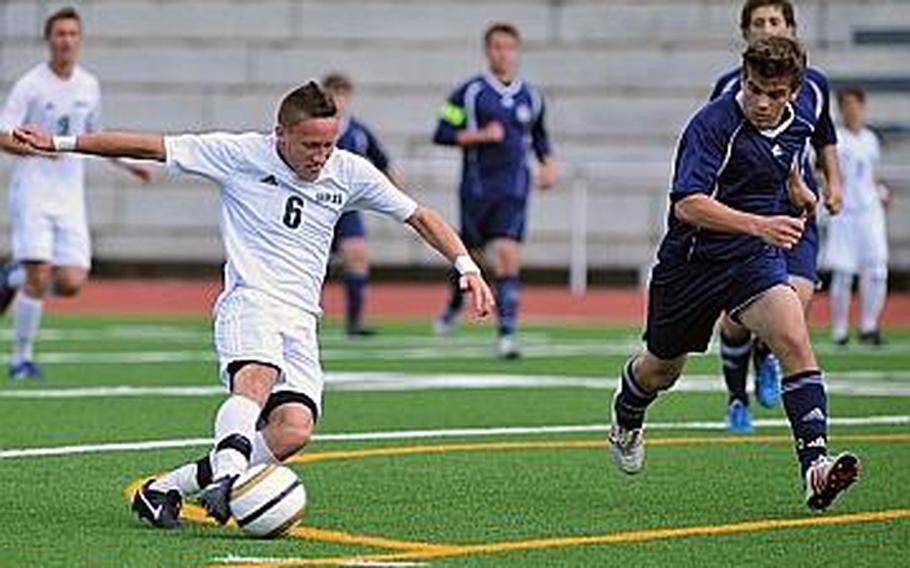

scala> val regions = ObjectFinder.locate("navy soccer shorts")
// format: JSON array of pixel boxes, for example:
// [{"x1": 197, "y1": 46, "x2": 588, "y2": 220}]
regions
[
  {"x1": 786, "y1": 216, "x2": 818, "y2": 283},
  {"x1": 644, "y1": 248, "x2": 790, "y2": 360},
  {"x1": 459, "y1": 194, "x2": 527, "y2": 249}
]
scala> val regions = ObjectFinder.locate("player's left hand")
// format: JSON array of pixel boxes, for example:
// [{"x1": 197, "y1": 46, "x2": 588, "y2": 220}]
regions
[
  {"x1": 459, "y1": 273, "x2": 495, "y2": 319},
  {"x1": 537, "y1": 160, "x2": 557, "y2": 190},
  {"x1": 788, "y1": 169, "x2": 817, "y2": 218},
  {"x1": 127, "y1": 163, "x2": 153, "y2": 183},
  {"x1": 823, "y1": 182, "x2": 843, "y2": 215},
  {"x1": 12, "y1": 125, "x2": 54, "y2": 153}
]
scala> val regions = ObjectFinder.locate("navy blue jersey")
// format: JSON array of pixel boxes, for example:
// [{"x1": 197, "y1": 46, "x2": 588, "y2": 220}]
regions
[
  {"x1": 337, "y1": 116, "x2": 391, "y2": 172},
  {"x1": 433, "y1": 73, "x2": 551, "y2": 199},
  {"x1": 658, "y1": 93, "x2": 815, "y2": 263},
  {"x1": 710, "y1": 66, "x2": 836, "y2": 195}
]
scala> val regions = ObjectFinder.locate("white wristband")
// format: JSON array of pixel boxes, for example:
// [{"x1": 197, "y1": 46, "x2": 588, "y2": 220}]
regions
[
  {"x1": 52, "y1": 135, "x2": 77, "y2": 152},
  {"x1": 454, "y1": 255, "x2": 480, "y2": 276}
]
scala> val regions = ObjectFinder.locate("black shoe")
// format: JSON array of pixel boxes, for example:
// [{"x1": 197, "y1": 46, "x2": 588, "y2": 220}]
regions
[
  {"x1": 833, "y1": 335, "x2": 849, "y2": 347},
  {"x1": 858, "y1": 330, "x2": 885, "y2": 346},
  {"x1": 131, "y1": 480, "x2": 182, "y2": 529},
  {"x1": 346, "y1": 326, "x2": 377, "y2": 338},
  {"x1": 0, "y1": 262, "x2": 19, "y2": 315},
  {"x1": 198, "y1": 475, "x2": 236, "y2": 525}
]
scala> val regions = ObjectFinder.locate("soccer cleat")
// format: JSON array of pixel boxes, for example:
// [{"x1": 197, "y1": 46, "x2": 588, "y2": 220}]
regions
[
  {"x1": 805, "y1": 452, "x2": 861, "y2": 511},
  {"x1": 753, "y1": 352, "x2": 781, "y2": 408},
  {"x1": 858, "y1": 330, "x2": 885, "y2": 346},
  {"x1": 833, "y1": 334, "x2": 850, "y2": 347},
  {"x1": 496, "y1": 335, "x2": 521, "y2": 359},
  {"x1": 345, "y1": 326, "x2": 377, "y2": 338},
  {"x1": 131, "y1": 480, "x2": 183, "y2": 529},
  {"x1": 608, "y1": 424, "x2": 645, "y2": 475},
  {"x1": 8, "y1": 361, "x2": 41, "y2": 381},
  {"x1": 726, "y1": 400, "x2": 755, "y2": 433},
  {"x1": 0, "y1": 262, "x2": 19, "y2": 315},
  {"x1": 198, "y1": 475, "x2": 236, "y2": 525},
  {"x1": 433, "y1": 316, "x2": 453, "y2": 337}
]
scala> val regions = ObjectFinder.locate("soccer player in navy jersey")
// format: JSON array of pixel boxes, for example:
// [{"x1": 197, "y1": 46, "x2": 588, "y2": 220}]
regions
[
  {"x1": 608, "y1": 37, "x2": 859, "y2": 511},
  {"x1": 432, "y1": 23, "x2": 557, "y2": 359},
  {"x1": 710, "y1": 0, "x2": 843, "y2": 432},
  {"x1": 322, "y1": 73, "x2": 403, "y2": 337}
]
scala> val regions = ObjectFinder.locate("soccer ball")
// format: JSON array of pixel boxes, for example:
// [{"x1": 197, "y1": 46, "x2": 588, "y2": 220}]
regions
[{"x1": 229, "y1": 464, "x2": 307, "y2": 538}]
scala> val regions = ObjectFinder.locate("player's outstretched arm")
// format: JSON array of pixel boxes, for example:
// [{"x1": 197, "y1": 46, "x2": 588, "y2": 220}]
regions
[
  {"x1": 13, "y1": 125, "x2": 166, "y2": 162},
  {"x1": 406, "y1": 205, "x2": 495, "y2": 318},
  {"x1": 675, "y1": 194, "x2": 805, "y2": 250}
]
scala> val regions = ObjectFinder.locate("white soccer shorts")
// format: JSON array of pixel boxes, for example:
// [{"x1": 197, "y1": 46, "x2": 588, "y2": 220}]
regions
[
  {"x1": 824, "y1": 205, "x2": 888, "y2": 274},
  {"x1": 10, "y1": 198, "x2": 91, "y2": 268},
  {"x1": 213, "y1": 288, "x2": 324, "y2": 417}
]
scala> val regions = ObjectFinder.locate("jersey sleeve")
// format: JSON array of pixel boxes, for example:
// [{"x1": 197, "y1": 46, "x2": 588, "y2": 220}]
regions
[
  {"x1": 346, "y1": 154, "x2": 418, "y2": 222},
  {"x1": 530, "y1": 88, "x2": 552, "y2": 161},
  {"x1": 433, "y1": 83, "x2": 468, "y2": 146},
  {"x1": 362, "y1": 125, "x2": 391, "y2": 172},
  {"x1": 163, "y1": 132, "x2": 246, "y2": 184},
  {"x1": 671, "y1": 109, "x2": 729, "y2": 200},
  {"x1": 810, "y1": 72, "x2": 837, "y2": 149},
  {"x1": 0, "y1": 76, "x2": 32, "y2": 133}
]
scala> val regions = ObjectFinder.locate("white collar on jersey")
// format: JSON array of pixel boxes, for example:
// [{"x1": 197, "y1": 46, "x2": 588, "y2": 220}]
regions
[
  {"x1": 483, "y1": 71, "x2": 524, "y2": 97},
  {"x1": 736, "y1": 91, "x2": 796, "y2": 138}
]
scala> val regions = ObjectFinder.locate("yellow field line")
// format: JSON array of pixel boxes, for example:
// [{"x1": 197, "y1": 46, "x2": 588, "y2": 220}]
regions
[{"x1": 215, "y1": 508, "x2": 910, "y2": 566}]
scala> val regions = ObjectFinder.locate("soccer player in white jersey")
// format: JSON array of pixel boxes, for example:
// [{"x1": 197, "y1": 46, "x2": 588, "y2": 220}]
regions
[
  {"x1": 15, "y1": 81, "x2": 495, "y2": 529},
  {"x1": 825, "y1": 87, "x2": 890, "y2": 345},
  {"x1": 0, "y1": 7, "x2": 150, "y2": 380}
]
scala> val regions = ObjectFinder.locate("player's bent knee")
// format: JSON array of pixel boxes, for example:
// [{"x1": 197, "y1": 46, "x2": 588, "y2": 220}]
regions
[
  {"x1": 769, "y1": 327, "x2": 815, "y2": 371},
  {"x1": 53, "y1": 279, "x2": 82, "y2": 297},
  {"x1": 266, "y1": 406, "x2": 314, "y2": 458},
  {"x1": 719, "y1": 313, "x2": 749, "y2": 341}
]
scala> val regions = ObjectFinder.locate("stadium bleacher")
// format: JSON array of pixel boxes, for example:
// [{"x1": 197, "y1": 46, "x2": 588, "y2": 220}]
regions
[{"x1": 0, "y1": 0, "x2": 907, "y2": 276}]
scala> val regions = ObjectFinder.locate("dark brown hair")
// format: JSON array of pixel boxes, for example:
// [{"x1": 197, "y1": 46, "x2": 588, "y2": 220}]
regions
[
  {"x1": 484, "y1": 22, "x2": 521, "y2": 45},
  {"x1": 740, "y1": 0, "x2": 796, "y2": 33},
  {"x1": 321, "y1": 73, "x2": 354, "y2": 93},
  {"x1": 44, "y1": 6, "x2": 81, "y2": 40},
  {"x1": 277, "y1": 82, "x2": 337, "y2": 127},
  {"x1": 742, "y1": 36, "x2": 806, "y2": 90},
  {"x1": 837, "y1": 86, "x2": 866, "y2": 105}
]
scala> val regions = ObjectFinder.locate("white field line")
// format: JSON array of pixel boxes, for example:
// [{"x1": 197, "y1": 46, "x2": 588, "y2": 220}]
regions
[
  {"x1": 2, "y1": 415, "x2": 908, "y2": 460},
  {"x1": 3, "y1": 371, "x2": 910, "y2": 399}
]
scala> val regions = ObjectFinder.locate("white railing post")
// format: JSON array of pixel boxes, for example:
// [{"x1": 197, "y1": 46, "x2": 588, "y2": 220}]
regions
[{"x1": 569, "y1": 168, "x2": 589, "y2": 296}]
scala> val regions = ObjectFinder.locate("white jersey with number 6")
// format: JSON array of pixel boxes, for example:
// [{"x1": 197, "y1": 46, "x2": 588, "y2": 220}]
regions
[{"x1": 164, "y1": 132, "x2": 418, "y2": 317}]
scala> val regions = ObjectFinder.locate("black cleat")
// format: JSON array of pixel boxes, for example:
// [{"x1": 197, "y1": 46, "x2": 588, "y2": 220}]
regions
[
  {"x1": 198, "y1": 475, "x2": 236, "y2": 525},
  {"x1": 132, "y1": 480, "x2": 182, "y2": 529},
  {"x1": 805, "y1": 452, "x2": 861, "y2": 511},
  {"x1": 858, "y1": 330, "x2": 885, "y2": 346},
  {"x1": 346, "y1": 326, "x2": 377, "y2": 338},
  {"x1": 833, "y1": 335, "x2": 849, "y2": 347}
]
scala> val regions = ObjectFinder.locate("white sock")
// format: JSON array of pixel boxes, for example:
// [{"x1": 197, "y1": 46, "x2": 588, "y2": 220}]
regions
[
  {"x1": 211, "y1": 395, "x2": 261, "y2": 480},
  {"x1": 150, "y1": 463, "x2": 200, "y2": 496},
  {"x1": 859, "y1": 267, "x2": 888, "y2": 333},
  {"x1": 6, "y1": 265, "x2": 25, "y2": 288},
  {"x1": 251, "y1": 431, "x2": 280, "y2": 466},
  {"x1": 829, "y1": 271, "x2": 852, "y2": 341},
  {"x1": 12, "y1": 294, "x2": 42, "y2": 364}
]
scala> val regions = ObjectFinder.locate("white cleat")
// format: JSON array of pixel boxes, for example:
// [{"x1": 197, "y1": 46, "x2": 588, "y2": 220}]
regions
[
  {"x1": 805, "y1": 452, "x2": 860, "y2": 511},
  {"x1": 496, "y1": 334, "x2": 521, "y2": 359},
  {"x1": 608, "y1": 424, "x2": 645, "y2": 475}
]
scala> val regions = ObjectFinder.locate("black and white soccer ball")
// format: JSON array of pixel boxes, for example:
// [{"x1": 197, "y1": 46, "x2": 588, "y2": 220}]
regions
[{"x1": 230, "y1": 464, "x2": 307, "y2": 538}]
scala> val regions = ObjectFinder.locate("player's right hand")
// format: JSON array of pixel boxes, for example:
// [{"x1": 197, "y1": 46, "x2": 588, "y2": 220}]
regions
[
  {"x1": 481, "y1": 121, "x2": 505, "y2": 143},
  {"x1": 12, "y1": 125, "x2": 54, "y2": 153},
  {"x1": 459, "y1": 273, "x2": 495, "y2": 319},
  {"x1": 756, "y1": 215, "x2": 804, "y2": 250}
]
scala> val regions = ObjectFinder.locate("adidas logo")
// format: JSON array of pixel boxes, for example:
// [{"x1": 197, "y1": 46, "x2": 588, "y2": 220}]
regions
[
  {"x1": 771, "y1": 144, "x2": 783, "y2": 158},
  {"x1": 260, "y1": 174, "x2": 278, "y2": 186},
  {"x1": 801, "y1": 407, "x2": 826, "y2": 423},
  {"x1": 796, "y1": 436, "x2": 827, "y2": 450}
]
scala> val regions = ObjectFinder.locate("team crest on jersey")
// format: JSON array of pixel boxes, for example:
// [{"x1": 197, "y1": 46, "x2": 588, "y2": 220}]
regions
[
  {"x1": 316, "y1": 192, "x2": 343, "y2": 205},
  {"x1": 515, "y1": 104, "x2": 532, "y2": 124}
]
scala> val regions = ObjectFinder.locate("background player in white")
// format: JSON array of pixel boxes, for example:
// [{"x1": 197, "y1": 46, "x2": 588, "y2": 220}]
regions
[
  {"x1": 14, "y1": 81, "x2": 495, "y2": 528},
  {"x1": 825, "y1": 86, "x2": 889, "y2": 345},
  {"x1": 0, "y1": 7, "x2": 149, "y2": 380}
]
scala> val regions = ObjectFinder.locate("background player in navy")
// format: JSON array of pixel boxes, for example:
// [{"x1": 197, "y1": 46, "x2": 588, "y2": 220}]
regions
[
  {"x1": 608, "y1": 37, "x2": 859, "y2": 511},
  {"x1": 432, "y1": 23, "x2": 556, "y2": 358},
  {"x1": 322, "y1": 73, "x2": 403, "y2": 337},
  {"x1": 709, "y1": 0, "x2": 844, "y2": 432}
]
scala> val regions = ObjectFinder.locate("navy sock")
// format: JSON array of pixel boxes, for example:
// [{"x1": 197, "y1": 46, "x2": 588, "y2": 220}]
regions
[
  {"x1": 720, "y1": 332, "x2": 751, "y2": 406},
  {"x1": 613, "y1": 359, "x2": 657, "y2": 430},
  {"x1": 441, "y1": 269, "x2": 464, "y2": 324},
  {"x1": 495, "y1": 276, "x2": 521, "y2": 337},
  {"x1": 344, "y1": 272, "x2": 368, "y2": 332},
  {"x1": 753, "y1": 339, "x2": 773, "y2": 368},
  {"x1": 781, "y1": 370, "x2": 828, "y2": 475}
]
